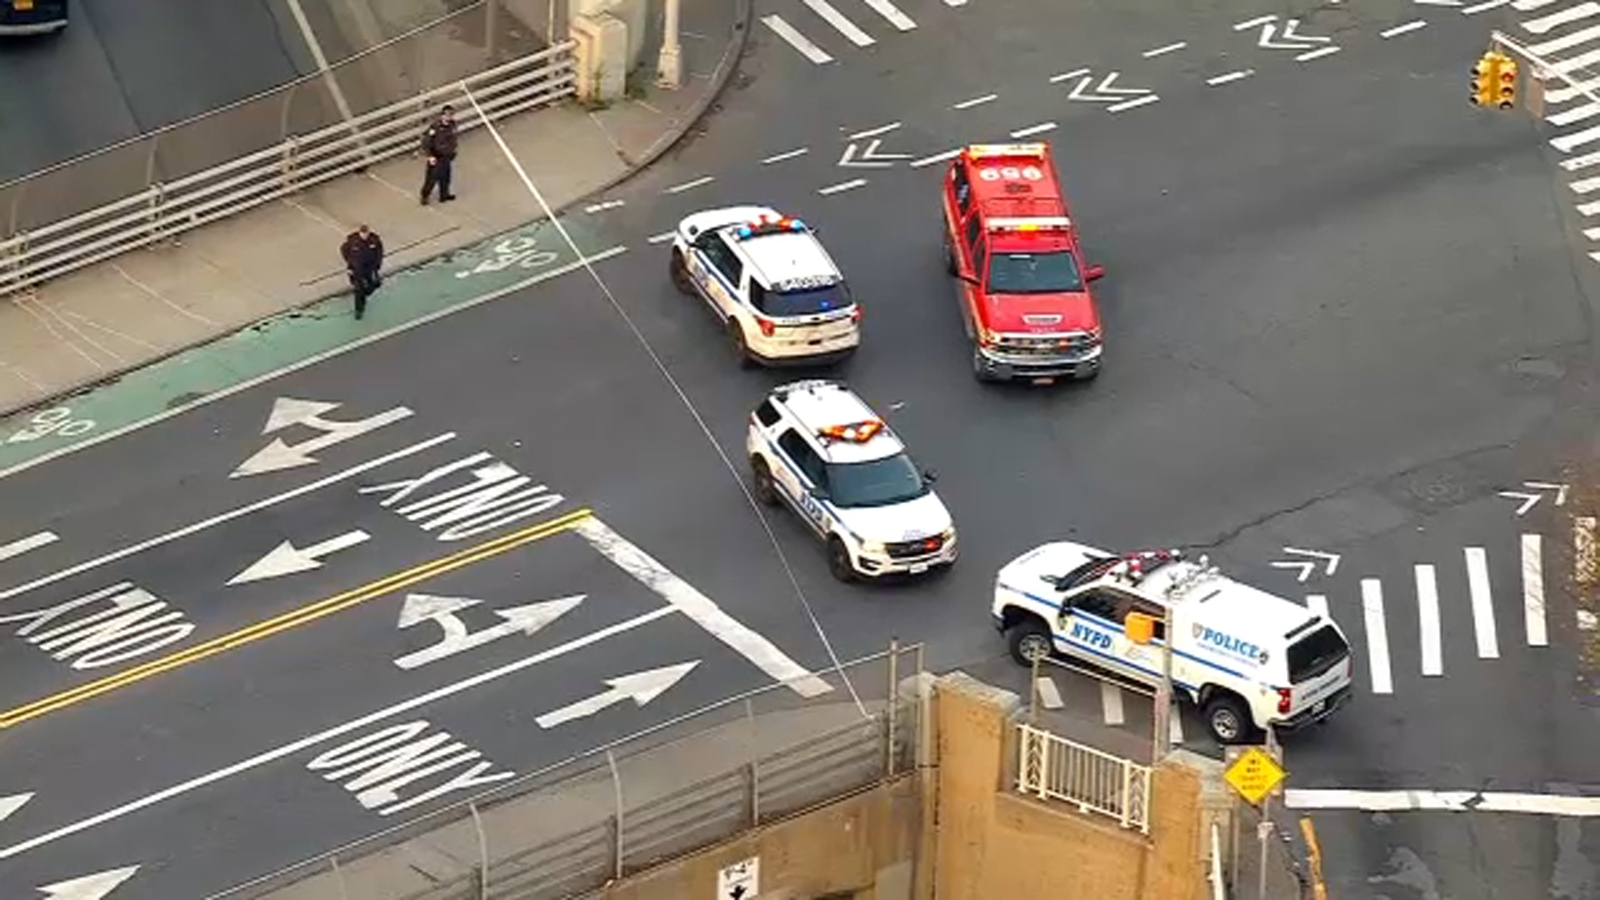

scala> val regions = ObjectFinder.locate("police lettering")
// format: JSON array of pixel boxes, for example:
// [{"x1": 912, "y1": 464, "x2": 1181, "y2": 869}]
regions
[
  {"x1": 1069, "y1": 622, "x2": 1113, "y2": 651},
  {"x1": 1195, "y1": 625, "x2": 1269, "y2": 665}
]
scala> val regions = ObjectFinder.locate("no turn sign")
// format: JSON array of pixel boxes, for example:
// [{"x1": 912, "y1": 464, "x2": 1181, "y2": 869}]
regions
[{"x1": 717, "y1": 856, "x2": 760, "y2": 900}]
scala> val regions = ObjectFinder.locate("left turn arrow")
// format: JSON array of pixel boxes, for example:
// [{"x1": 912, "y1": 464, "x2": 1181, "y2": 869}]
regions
[
  {"x1": 231, "y1": 397, "x2": 413, "y2": 478},
  {"x1": 37, "y1": 866, "x2": 140, "y2": 900},
  {"x1": 227, "y1": 530, "x2": 370, "y2": 585},
  {"x1": 394, "y1": 593, "x2": 586, "y2": 670}
]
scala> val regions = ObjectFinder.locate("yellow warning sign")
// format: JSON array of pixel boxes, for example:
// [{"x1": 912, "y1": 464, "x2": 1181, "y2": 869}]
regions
[{"x1": 1224, "y1": 746, "x2": 1287, "y2": 806}]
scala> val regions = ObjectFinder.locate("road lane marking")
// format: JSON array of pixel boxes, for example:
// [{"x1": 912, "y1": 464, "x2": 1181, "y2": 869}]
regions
[
  {"x1": 1415, "y1": 565, "x2": 1443, "y2": 677},
  {"x1": 1048, "y1": 67, "x2": 1090, "y2": 84},
  {"x1": 1206, "y1": 69, "x2": 1255, "y2": 86},
  {"x1": 1463, "y1": 0, "x2": 1510, "y2": 10},
  {"x1": 1009, "y1": 122, "x2": 1058, "y2": 138},
  {"x1": 1523, "y1": 534, "x2": 1548, "y2": 647},
  {"x1": 818, "y1": 178, "x2": 869, "y2": 196},
  {"x1": 861, "y1": 0, "x2": 916, "y2": 31},
  {"x1": 0, "y1": 531, "x2": 57, "y2": 563},
  {"x1": 1296, "y1": 46, "x2": 1341, "y2": 62},
  {"x1": 574, "y1": 517, "x2": 832, "y2": 697},
  {"x1": 1555, "y1": 108, "x2": 1600, "y2": 131},
  {"x1": 760, "y1": 14, "x2": 834, "y2": 64},
  {"x1": 849, "y1": 121, "x2": 901, "y2": 140},
  {"x1": 0, "y1": 434, "x2": 456, "y2": 604},
  {"x1": 1143, "y1": 41, "x2": 1187, "y2": 58},
  {"x1": 1035, "y1": 676, "x2": 1063, "y2": 709},
  {"x1": 1235, "y1": 15, "x2": 1277, "y2": 30},
  {"x1": 911, "y1": 149, "x2": 962, "y2": 168},
  {"x1": 647, "y1": 231, "x2": 675, "y2": 244},
  {"x1": 952, "y1": 93, "x2": 998, "y2": 110},
  {"x1": 1379, "y1": 20, "x2": 1428, "y2": 37},
  {"x1": 0, "y1": 604, "x2": 675, "y2": 861},
  {"x1": 761, "y1": 147, "x2": 810, "y2": 164},
  {"x1": 1286, "y1": 788, "x2": 1600, "y2": 814},
  {"x1": 1100, "y1": 682, "x2": 1125, "y2": 725},
  {"x1": 1306, "y1": 594, "x2": 1329, "y2": 617},
  {"x1": 583, "y1": 200, "x2": 625, "y2": 214},
  {"x1": 1554, "y1": 124, "x2": 1600, "y2": 153},
  {"x1": 1361, "y1": 579, "x2": 1393, "y2": 694},
  {"x1": 1465, "y1": 547, "x2": 1500, "y2": 659},
  {"x1": 803, "y1": 0, "x2": 875, "y2": 47},
  {"x1": 1512, "y1": 0, "x2": 1555, "y2": 9},
  {"x1": 0, "y1": 509, "x2": 593, "y2": 729},
  {"x1": 1108, "y1": 95, "x2": 1161, "y2": 113},
  {"x1": 664, "y1": 176, "x2": 715, "y2": 194}
]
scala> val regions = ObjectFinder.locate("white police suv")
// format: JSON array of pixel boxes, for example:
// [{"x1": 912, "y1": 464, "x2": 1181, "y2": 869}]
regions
[
  {"x1": 991, "y1": 544, "x2": 1354, "y2": 744},
  {"x1": 747, "y1": 380, "x2": 956, "y2": 582},
  {"x1": 670, "y1": 206, "x2": 861, "y2": 368}
]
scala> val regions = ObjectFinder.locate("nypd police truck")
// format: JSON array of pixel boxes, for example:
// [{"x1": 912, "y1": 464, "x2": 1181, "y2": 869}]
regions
[{"x1": 991, "y1": 543, "x2": 1354, "y2": 744}]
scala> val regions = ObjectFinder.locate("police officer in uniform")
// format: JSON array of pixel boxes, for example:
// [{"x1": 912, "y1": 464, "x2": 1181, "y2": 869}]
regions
[
  {"x1": 341, "y1": 223, "x2": 385, "y2": 320},
  {"x1": 420, "y1": 105, "x2": 459, "y2": 205}
]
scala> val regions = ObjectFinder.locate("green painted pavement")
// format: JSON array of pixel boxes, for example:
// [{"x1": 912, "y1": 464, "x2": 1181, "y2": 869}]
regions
[{"x1": 0, "y1": 215, "x2": 623, "y2": 477}]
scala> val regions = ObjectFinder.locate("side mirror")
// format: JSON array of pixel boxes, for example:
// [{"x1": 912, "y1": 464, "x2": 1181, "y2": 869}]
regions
[
  {"x1": 1124, "y1": 612, "x2": 1155, "y2": 645},
  {"x1": 922, "y1": 468, "x2": 938, "y2": 484},
  {"x1": 1085, "y1": 264, "x2": 1106, "y2": 282}
]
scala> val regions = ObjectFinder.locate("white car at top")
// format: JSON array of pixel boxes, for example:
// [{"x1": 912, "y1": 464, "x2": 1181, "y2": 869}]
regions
[
  {"x1": 747, "y1": 379, "x2": 957, "y2": 582},
  {"x1": 669, "y1": 206, "x2": 861, "y2": 368}
]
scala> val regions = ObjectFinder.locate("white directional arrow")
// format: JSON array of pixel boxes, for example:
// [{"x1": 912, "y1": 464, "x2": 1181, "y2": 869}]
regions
[
  {"x1": 1258, "y1": 18, "x2": 1331, "y2": 49},
  {"x1": 394, "y1": 593, "x2": 586, "y2": 670},
  {"x1": 535, "y1": 661, "x2": 700, "y2": 729},
  {"x1": 1270, "y1": 547, "x2": 1342, "y2": 583},
  {"x1": 1067, "y1": 71, "x2": 1153, "y2": 103},
  {"x1": 230, "y1": 397, "x2": 413, "y2": 478},
  {"x1": 37, "y1": 865, "x2": 140, "y2": 900},
  {"x1": 1498, "y1": 480, "x2": 1570, "y2": 516},
  {"x1": 227, "y1": 530, "x2": 370, "y2": 585},
  {"x1": 0, "y1": 792, "x2": 33, "y2": 823},
  {"x1": 838, "y1": 139, "x2": 913, "y2": 168}
]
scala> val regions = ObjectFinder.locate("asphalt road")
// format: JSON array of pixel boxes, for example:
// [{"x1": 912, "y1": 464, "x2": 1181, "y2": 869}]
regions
[{"x1": 4, "y1": 0, "x2": 1600, "y2": 896}]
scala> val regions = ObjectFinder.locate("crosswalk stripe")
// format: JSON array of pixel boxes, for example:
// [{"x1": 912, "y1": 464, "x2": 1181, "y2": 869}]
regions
[
  {"x1": 1551, "y1": 46, "x2": 1600, "y2": 74},
  {"x1": 1549, "y1": 78, "x2": 1600, "y2": 103},
  {"x1": 1524, "y1": 2, "x2": 1600, "y2": 34},
  {"x1": 1558, "y1": 146, "x2": 1600, "y2": 168},
  {"x1": 802, "y1": 0, "x2": 875, "y2": 47},
  {"x1": 861, "y1": 0, "x2": 917, "y2": 31},
  {"x1": 1035, "y1": 676, "x2": 1064, "y2": 709},
  {"x1": 1100, "y1": 681, "x2": 1125, "y2": 725},
  {"x1": 1361, "y1": 579, "x2": 1394, "y2": 695},
  {"x1": 1523, "y1": 534, "x2": 1549, "y2": 647},
  {"x1": 760, "y1": 14, "x2": 834, "y2": 63},
  {"x1": 1306, "y1": 594, "x2": 1329, "y2": 617},
  {"x1": 1531, "y1": 23, "x2": 1600, "y2": 55},
  {"x1": 1414, "y1": 565, "x2": 1444, "y2": 676},
  {"x1": 1514, "y1": 0, "x2": 1564, "y2": 9},
  {"x1": 1553, "y1": 123, "x2": 1600, "y2": 152},
  {"x1": 1585, "y1": 226, "x2": 1600, "y2": 239},
  {"x1": 1465, "y1": 547, "x2": 1501, "y2": 659},
  {"x1": 1572, "y1": 176, "x2": 1600, "y2": 192},
  {"x1": 1579, "y1": 200, "x2": 1600, "y2": 214}
]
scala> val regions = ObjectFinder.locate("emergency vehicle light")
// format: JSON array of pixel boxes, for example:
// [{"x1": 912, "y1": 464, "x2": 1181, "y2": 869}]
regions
[
  {"x1": 966, "y1": 143, "x2": 1048, "y2": 160},
  {"x1": 736, "y1": 215, "x2": 808, "y2": 240},
  {"x1": 817, "y1": 419, "x2": 884, "y2": 444},
  {"x1": 986, "y1": 216, "x2": 1072, "y2": 233}
]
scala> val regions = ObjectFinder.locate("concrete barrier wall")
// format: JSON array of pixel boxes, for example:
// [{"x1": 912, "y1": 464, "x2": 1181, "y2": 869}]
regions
[{"x1": 594, "y1": 671, "x2": 1214, "y2": 900}]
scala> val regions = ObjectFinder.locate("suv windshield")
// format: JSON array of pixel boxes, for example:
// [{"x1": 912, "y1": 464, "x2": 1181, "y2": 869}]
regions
[
  {"x1": 1286, "y1": 625, "x2": 1350, "y2": 683},
  {"x1": 824, "y1": 454, "x2": 927, "y2": 508},
  {"x1": 756, "y1": 282, "x2": 852, "y2": 317},
  {"x1": 986, "y1": 249, "x2": 1084, "y2": 294}
]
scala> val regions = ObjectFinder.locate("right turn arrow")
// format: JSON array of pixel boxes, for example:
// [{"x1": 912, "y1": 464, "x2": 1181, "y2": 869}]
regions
[{"x1": 535, "y1": 661, "x2": 701, "y2": 729}]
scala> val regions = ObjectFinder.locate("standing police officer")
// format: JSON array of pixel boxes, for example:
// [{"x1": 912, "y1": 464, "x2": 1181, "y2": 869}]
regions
[
  {"x1": 420, "y1": 105, "x2": 459, "y2": 205},
  {"x1": 341, "y1": 223, "x2": 385, "y2": 320}
]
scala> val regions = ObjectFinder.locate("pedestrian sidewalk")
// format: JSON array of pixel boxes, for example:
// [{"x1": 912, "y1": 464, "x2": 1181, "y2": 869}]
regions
[{"x1": 0, "y1": 0, "x2": 749, "y2": 419}]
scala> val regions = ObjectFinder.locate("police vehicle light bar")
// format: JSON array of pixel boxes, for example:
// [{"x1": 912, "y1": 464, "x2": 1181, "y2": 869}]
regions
[
  {"x1": 966, "y1": 142, "x2": 1048, "y2": 160},
  {"x1": 986, "y1": 216, "x2": 1072, "y2": 233},
  {"x1": 735, "y1": 214, "x2": 808, "y2": 241},
  {"x1": 817, "y1": 419, "x2": 884, "y2": 444}
]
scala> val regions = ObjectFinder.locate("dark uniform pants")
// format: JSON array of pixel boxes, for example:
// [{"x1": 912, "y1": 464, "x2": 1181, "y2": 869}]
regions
[
  {"x1": 421, "y1": 157, "x2": 454, "y2": 202},
  {"x1": 350, "y1": 269, "x2": 380, "y2": 318}
]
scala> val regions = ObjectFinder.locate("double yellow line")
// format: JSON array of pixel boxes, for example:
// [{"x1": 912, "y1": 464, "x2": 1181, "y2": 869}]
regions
[{"x1": 0, "y1": 508, "x2": 593, "y2": 730}]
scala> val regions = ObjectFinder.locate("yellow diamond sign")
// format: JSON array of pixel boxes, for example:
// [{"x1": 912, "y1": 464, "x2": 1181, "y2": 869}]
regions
[{"x1": 1224, "y1": 746, "x2": 1287, "y2": 806}]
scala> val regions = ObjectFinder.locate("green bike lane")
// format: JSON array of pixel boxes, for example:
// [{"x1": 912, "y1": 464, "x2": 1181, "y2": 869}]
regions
[{"x1": 0, "y1": 217, "x2": 626, "y2": 479}]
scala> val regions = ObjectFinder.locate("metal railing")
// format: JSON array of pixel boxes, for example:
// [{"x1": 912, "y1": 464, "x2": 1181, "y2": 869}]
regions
[
  {"x1": 1015, "y1": 721, "x2": 1152, "y2": 833},
  {"x1": 208, "y1": 643, "x2": 923, "y2": 899},
  {"x1": 0, "y1": 0, "x2": 571, "y2": 299}
]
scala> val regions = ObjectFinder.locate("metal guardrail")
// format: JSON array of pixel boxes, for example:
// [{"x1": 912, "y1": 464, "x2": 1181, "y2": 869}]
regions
[
  {"x1": 0, "y1": 39, "x2": 575, "y2": 299},
  {"x1": 1015, "y1": 721, "x2": 1153, "y2": 833}
]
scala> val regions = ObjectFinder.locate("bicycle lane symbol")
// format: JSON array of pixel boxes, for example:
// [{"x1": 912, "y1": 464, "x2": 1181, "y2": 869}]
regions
[
  {"x1": 4, "y1": 407, "x2": 96, "y2": 445},
  {"x1": 454, "y1": 235, "x2": 562, "y2": 280}
]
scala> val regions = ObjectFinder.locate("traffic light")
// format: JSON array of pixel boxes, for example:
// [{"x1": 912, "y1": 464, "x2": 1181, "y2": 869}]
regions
[
  {"x1": 1472, "y1": 52, "x2": 1497, "y2": 107},
  {"x1": 1497, "y1": 56, "x2": 1519, "y2": 109}
]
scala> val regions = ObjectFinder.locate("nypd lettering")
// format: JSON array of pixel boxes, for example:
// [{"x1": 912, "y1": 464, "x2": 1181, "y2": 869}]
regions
[
  {"x1": 1192, "y1": 623, "x2": 1269, "y2": 665},
  {"x1": 1069, "y1": 621, "x2": 1113, "y2": 652}
]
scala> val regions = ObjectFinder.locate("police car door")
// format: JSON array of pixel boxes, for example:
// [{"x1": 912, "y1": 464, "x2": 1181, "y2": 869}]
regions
[
  {"x1": 773, "y1": 429, "x2": 830, "y2": 535},
  {"x1": 690, "y1": 231, "x2": 742, "y2": 319},
  {"x1": 1054, "y1": 588, "x2": 1133, "y2": 673}
]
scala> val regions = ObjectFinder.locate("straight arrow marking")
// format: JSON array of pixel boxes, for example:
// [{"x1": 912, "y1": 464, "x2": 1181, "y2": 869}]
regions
[
  {"x1": 1271, "y1": 561, "x2": 1317, "y2": 583},
  {"x1": 535, "y1": 661, "x2": 700, "y2": 729},
  {"x1": 37, "y1": 865, "x2": 140, "y2": 900},
  {"x1": 394, "y1": 595, "x2": 586, "y2": 670},
  {"x1": 227, "y1": 530, "x2": 370, "y2": 586},
  {"x1": 0, "y1": 792, "x2": 32, "y2": 823},
  {"x1": 232, "y1": 399, "x2": 414, "y2": 478}
]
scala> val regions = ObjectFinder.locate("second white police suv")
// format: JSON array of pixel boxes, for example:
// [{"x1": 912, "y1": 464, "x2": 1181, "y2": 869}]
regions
[
  {"x1": 992, "y1": 545, "x2": 1354, "y2": 744},
  {"x1": 747, "y1": 380, "x2": 957, "y2": 582},
  {"x1": 670, "y1": 206, "x2": 861, "y2": 367}
]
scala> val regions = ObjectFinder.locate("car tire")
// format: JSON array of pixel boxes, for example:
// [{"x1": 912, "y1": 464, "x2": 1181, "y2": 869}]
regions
[
  {"x1": 827, "y1": 537, "x2": 857, "y2": 583},
  {"x1": 972, "y1": 347, "x2": 997, "y2": 383},
  {"x1": 669, "y1": 249, "x2": 694, "y2": 295},
  {"x1": 1006, "y1": 618, "x2": 1053, "y2": 667},
  {"x1": 1202, "y1": 693, "x2": 1254, "y2": 745},
  {"x1": 751, "y1": 457, "x2": 778, "y2": 506},
  {"x1": 1078, "y1": 364, "x2": 1101, "y2": 382},
  {"x1": 727, "y1": 319, "x2": 756, "y2": 369}
]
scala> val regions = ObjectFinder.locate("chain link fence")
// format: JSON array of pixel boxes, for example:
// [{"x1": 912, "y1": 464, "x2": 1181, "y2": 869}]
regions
[
  {"x1": 0, "y1": 0, "x2": 555, "y2": 237},
  {"x1": 207, "y1": 642, "x2": 924, "y2": 900}
]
